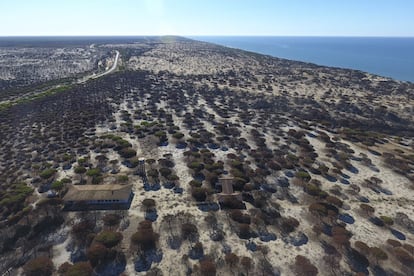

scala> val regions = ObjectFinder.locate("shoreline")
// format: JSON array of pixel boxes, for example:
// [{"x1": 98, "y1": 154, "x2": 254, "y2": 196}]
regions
[{"x1": 190, "y1": 36, "x2": 414, "y2": 83}]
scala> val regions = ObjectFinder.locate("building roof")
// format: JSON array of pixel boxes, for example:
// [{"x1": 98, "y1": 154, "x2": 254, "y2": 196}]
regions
[
  {"x1": 63, "y1": 184, "x2": 132, "y2": 202},
  {"x1": 219, "y1": 177, "x2": 234, "y2": 181},
  {"x1": 219, "y1": 177, "x2": 235, "y2": 194}
]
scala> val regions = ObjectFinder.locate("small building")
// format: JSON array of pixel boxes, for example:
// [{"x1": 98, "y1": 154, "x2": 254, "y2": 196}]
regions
[
  {"x1": 217, "y1": 177, "x2": 243, "y2": 203},
  {"x1": 63, "y1": 184, "x2": 134, "y2": 211},
  {"x1": 136, "y1": 157, "x2": 146, "y2": 176},
  {"x1": 220, "y1": 177, "x2": 235, "y2": 194}
]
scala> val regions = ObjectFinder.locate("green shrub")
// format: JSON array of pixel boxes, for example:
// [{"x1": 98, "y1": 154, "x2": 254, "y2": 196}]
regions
[
  {"x1": 117, "y1": 175, "x2": 129, "y2": 183},
  {"x1": 78, "y1": 158, "x2": 88, "y2": 165},
  {"x1": 119, "y1": 148, "x2": 136, "y2": 158},
  {"x1": 40, "y1": 168, "x2": 57, "y2": 179},
  {"x1": 154, "y1": 131, "x2": 167, "y2": 137},
  {"x1": 0, "y1": 182, "x2": 34, "y2": 210},
  {"x1": 304, "y1": 184, "x2": 327, "y2": 197},
  {"x1": 205, "y1": 162, "x2": 223, "y2": 172},
  {"x1": 61, "y1": 178, "x2": 72, "y2": 184},
  {"x1": 295, "y1": 171, "x2": 311, "y2": 181},
  {"x1": 172, "y1": 132, "x2": 184, "y2": 139},
  {"x1": 189, "y1": 180, "x2": 202, "y2": 187},
  {"x1": 86, "y1": 168, "x2": 101, "y2": 177},
  {"x1": 74, "y1": 166, "x2": 87, "y2": 174},
  {"x1": 287, "y1": 154, "x2": 299, "y2": 162},
  {"x1": 230, "y1": 168, "x2": 246, "y2": 179},
  {"x1": 380, "y1": 216, "x2": 394, "y2": 225},
  {"x1": 91, "y1": 176, "x2": 103, "y2": 184},
  {"x1": 370, "y1": 247, "x2": 388, "y2": 262},
  {"x1": 188, "y1": 161, "x2": 204, "y2": 171},
  {"x1": 230, "y1": 160, "x2": 244, "y2": 170},
  {"x1": 51, "y1": 180, "x2": 64, "y2": 191},
  {"x1": 116, "y1": 139, "x2": 132, "y2": 149},
  {"x1": 94, "y1": 231, "x2": 123, "y2": 248}
]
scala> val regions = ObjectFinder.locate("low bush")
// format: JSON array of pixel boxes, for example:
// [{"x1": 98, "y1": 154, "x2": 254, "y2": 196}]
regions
[
  {"x1": 159, "y1": 167, "x2": 172, "y2": 178},
  {"x1": 86, "y1": 168, "x2": 101, "y2": 177},
  {"x1": 192, "y1": 187, "x2": 207, "y2": 202},
  {"x1": 238, "y1": 223, "x2": 251, "y2": 239},
  {"x1": 40, "y1": 168, "x2": 57, "y2": 179},
  {"x1": 294, "y1": 255, "x2": 318, "y2": 276},
  {"x1": 225, "y1": 252, "x2": 239, "y2": 269},
  {"x1": 295, "y1": 171, "x2": 311, "y2": 181},
  {"x1": 181, "y1": 223, "x2": 198, "y2": 241},
  {"x1": 230, "y1": 210, "x2": 251, "y2": 224},
  {"x1": 102, "y1": 214, "x2": 121, "y2": 227},
  {"x1": 94, "y1": 231, "x2": 123, "y2": 248},
  {"x1": 172, "y1": 132, "x2": 184, "y2": 139},
  {"x1": 0, "y1": 182, "x2": 33, "y2": 214},
  {"x1": 74, "y1": 166, "x2": 86, "y2": 174},
  {"x1": 117, "y1": 175, "x2": 129, "y2": 183},
  {"x1": 61, "y1": 261, "x2": 93, "y2": 276},
  {"x1": 188, "y1": 161, "x2": 204, "y2": 172},
  {"x1": 189, "y1": 180, "x2": 202, "y2": 187},
  {"x1": 394, "y1": 247, "x2": 414, "y2": 268},
  {"x1": 119, "y1": 148, "x2": 136, "y2": 158},
  {"x1": 240, "y1": 256, "x2": 253, "y2": 274},
  {"x1": 370, "y1": 247, "x2": 388, "y2": 262},
  {"x1": 142, "y1": 198, "x2": 156, "y2": 209},
  {"x1": 280, "y1": 217, "x2": 299, "y2": 233},
  {"x1": 131, "y1": 220, "x2": 159, "y2": 250},
  {"x1": 23, "y1": 257, "x2": 54, "y2": 276},
  {"x1": 380, "y1": 216, "x2": 393, "y2": 225},
  {"x1": 87, "y1": 243, "x2": 108, "y2": 266},
  {"x1": 199, "y1": 258, "x2": 216, "y2": 276}
]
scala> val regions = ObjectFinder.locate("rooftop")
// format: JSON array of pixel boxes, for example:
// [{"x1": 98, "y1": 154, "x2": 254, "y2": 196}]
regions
[{"x1": 63, "y1": 184, "x2": 132, "y2": 202}]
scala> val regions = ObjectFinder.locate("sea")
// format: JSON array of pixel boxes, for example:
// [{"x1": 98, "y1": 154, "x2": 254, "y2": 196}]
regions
[{"x1": 191, "y1": 36, "x2": 414, "y2": 83}]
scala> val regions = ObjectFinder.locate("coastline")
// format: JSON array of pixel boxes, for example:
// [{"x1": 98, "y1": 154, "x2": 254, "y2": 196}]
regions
[{"x1": 190, "y1": 36, "x2": 414, "y2": 83}]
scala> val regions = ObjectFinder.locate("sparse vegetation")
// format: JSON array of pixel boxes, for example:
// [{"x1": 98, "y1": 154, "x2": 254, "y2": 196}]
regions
[{"x1": 0, "y1": 36, "x2": 413, "y2": 276}]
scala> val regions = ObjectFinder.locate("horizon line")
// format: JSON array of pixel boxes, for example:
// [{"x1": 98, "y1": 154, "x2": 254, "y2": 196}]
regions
[{"x1": 0, "y1": 34, "x2": 413, "y2": 38}]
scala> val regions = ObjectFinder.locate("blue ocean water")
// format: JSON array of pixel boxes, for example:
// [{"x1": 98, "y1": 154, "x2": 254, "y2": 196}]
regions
[{"x1": 191, "y1": 36, "x2": 414, "y2": 83}]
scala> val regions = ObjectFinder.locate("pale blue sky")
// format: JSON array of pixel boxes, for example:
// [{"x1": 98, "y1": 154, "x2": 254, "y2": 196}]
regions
[{"x1": 0, "y1": 0, "x2": 413, "y2": 36}]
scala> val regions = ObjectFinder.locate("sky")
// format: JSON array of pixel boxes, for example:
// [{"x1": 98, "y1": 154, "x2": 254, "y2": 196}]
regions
[{"x1": 0, "y1": 0, "x2": 413, "y2": 36}]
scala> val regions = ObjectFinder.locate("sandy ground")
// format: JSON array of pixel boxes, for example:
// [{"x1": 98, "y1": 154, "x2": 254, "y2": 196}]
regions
[
  {"x1": 52, "y1": 225, "x2": 72, "y2": 268},
  {"x1": 46, "y1": 83, "x2": 413, "y2": 275},
  {"x1": 39, "y1": 112, "x2": 414, "y2": 276},
  {"x1": 306, "y1": 130, "x2": 414, "y2": 262}
]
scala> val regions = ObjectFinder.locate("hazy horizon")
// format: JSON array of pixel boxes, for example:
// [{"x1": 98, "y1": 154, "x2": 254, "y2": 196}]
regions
[{"x1": 0, "y1": 35, "x2": 414, "y2": 39}]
